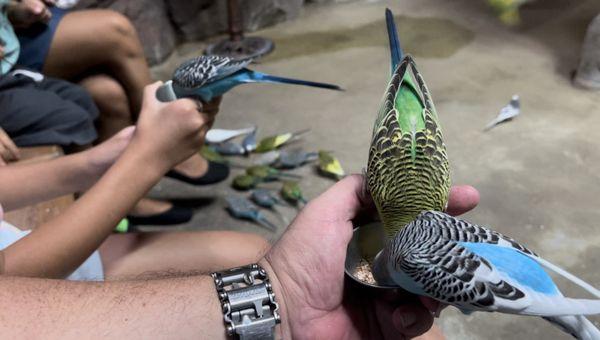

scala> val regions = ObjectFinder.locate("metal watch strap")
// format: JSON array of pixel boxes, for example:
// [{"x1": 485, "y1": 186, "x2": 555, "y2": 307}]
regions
[{"x1": 211, "y1": 264, "x2": 280, "y2": 340}]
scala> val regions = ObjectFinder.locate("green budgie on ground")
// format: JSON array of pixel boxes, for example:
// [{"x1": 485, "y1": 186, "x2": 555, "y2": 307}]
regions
[{"x1": 487, "y1": 0, "x2": 532, "y2": 25}]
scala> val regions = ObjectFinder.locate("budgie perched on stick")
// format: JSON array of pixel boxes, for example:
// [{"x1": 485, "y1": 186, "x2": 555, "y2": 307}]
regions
[
  {"x1": 373, "y1": 211, "x2": 600, "y2": 339},
  {"x1": 156, "y1": 55, "x2": 342, "y2": 102},
  {"x1": 367, "y1": 9, "x2": 450, "y2": 240}
]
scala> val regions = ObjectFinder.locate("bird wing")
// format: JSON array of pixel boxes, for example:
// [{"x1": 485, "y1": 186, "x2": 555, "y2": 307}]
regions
[
  {"x1": 391, "y1": 211, "x2": 600, "y2": 316},
  {"x1": 416, "y1": 211, "x2": 537, "y2": 256},
  {"x1": 394, "y1": 234, "x2": 600, "y2": 316},
  {"x1": 393, "y1": 232, "x2": 532, "y2": 313},
  {"x1": 367, "y1": 56, "x2": 450, "y2": 231},
  {"x1": 417, "y1": 211, "x2": 600, "y2": 298},
  {"x1": 172, "y1": 55, "x2": 252, "y2": 88}
]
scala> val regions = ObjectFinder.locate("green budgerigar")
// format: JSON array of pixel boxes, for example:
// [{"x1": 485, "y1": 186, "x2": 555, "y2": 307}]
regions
[
  {"x1": 367, "y1": 9, "x2": 450, "y2": 239},
  {"x1": 280, "y1": 181, "x2": 307, "y2": 205},
  {"x1": 246, "y1": 165, "x2": 301, "y2": 182},
  {"x1": 255, "y1": 129, "x2": 310, "y2": 153},
  {"x1": 317, "y1": 150, "x2": 345, "y2": 180},
  {"x1": 487, "y1": 0, "x2": 531, "y2": 25}
]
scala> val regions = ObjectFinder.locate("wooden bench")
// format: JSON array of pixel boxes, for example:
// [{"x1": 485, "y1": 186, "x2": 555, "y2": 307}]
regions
[{"x1": 4, "y1": 146, "x2": 75, "y2": 229}]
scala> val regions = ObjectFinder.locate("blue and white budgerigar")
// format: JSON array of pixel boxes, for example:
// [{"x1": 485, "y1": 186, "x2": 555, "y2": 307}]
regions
[
  {"x1": 156, "y1": 55, "x2": 342, "y2": 102},
  {"x1": 372, "y1": 211, "x2": 600, "y2": 339}
]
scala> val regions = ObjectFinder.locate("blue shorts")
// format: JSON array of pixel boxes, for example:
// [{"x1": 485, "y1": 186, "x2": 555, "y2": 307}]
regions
[{"x1": 16, "y1": 7, "x2": 67, "y2": 72}]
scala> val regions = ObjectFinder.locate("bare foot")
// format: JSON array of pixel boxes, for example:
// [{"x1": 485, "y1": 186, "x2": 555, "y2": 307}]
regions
[
  {"x1": 129, "y1": 198, "x2": 172, "y2": 217},
  {"x1": 172, "y1": 153, "x2": 208, "y2": 178}
]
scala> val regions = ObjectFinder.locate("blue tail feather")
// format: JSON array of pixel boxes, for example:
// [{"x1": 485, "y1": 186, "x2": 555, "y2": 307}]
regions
[
  {"x1": 385, "y1": 8, "x2": 404, "y2": 73},
  {"x1": 250, "y1": 71, "x2": 343, "y2": 91}
]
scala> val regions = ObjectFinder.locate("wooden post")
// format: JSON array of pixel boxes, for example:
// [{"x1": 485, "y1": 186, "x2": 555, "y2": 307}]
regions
[{"x1": 228, "y1": 0, "x2": 244, "y2": 42}]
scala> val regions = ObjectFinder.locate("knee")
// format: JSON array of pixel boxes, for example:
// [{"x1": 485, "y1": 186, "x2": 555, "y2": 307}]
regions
[
  {"x1": 105, "y1": 11, "x2": 136, "y2": 37},
  {"x1": 69, "y1": 83, "x2": 98, "y2": 110},
  {"x1": 81, "y1": 75, "x2": 129, "y2": 118},
  {"x1": 103, "y1": 11, "x2": 143, "y2": 59}
]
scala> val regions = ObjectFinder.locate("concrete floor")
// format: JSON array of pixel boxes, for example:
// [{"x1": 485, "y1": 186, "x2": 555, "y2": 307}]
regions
[{"x1": 150, "y1": 0, "x2": 600, "y2": 338}]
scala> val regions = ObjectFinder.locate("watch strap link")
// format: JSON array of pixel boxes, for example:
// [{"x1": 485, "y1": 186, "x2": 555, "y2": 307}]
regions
[{"x1": 212, "y1": 264, "x2": 280, "y2": 340}]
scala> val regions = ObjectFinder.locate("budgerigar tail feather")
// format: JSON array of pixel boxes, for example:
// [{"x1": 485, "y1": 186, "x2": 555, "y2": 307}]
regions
[
  {"x1": 253, "y1": 73, "x2": 343, "y2": 91},
  {"x1": 257, "y1": 216, "x2": 278, "y2": 231},
  {"x1": 520, "y1": 295, "x2": 600, "y2": 316},
  {"x1": 385, "y1": 8, "x2": 403, "y2": 72},
  {"x1": 272, "y1": 205, "x2": 290, "y2": 225},
  {"x1": 528, "y1": 254, "x2": 600, "y2": 298},
  {"x1": 278, "y1": 172, "x2": 303, "y2": 179},
  {"x1": 544, "y1": 315, "x2": 600, "y2": 340}
]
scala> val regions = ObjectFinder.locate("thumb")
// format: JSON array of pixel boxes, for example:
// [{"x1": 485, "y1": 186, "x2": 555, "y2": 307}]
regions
[
  {"x1": 302, "y1": 174, "x2": 370, "y2": 223},
  {"x1": 140, "y1": 81, "x2": 164, "y2": 111}
]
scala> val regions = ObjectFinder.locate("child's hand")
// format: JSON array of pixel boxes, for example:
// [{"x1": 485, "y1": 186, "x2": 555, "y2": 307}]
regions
[
  {"x1": 7, "y1": 0, "x2": 52, "y2": 29},
  {"x1": 84, "y1": 126, "x2": 135, "y2": 182},
  {"x1": 130, "y1": 82, "x2": 213, "y2": 172},
  {"x1": 0, "y1": 128, "x2": 20, "y2": 166},
  {"x1": 200, "y1": 96, "x2": 222, "y2": 128}
]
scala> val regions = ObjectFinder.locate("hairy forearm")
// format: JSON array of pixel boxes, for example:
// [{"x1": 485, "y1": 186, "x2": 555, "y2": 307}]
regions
[
  {"x1": 3, "y1": 146, "x2": 166, "y2": 278},
  {"x1": 0, "y1": 274, "x2": 228, "y2": 339},
  {"x1": 0, "y1": 151, "x2": 96, "y2": 211}
]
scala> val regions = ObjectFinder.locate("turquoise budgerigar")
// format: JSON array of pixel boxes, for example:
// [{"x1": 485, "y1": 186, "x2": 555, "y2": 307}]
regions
[
  {"x1": 225, "y1": 196, "x2": 277, "y2": 231},
  {"x1": 367, "y1": 9, "x2": 450, "y2": 239},
  {"x1": 373, "y1": 211, "x2": 600, "y2": 339},
  {"x1": 156, "y1": 55, "x2": 342, "y2": 102}
]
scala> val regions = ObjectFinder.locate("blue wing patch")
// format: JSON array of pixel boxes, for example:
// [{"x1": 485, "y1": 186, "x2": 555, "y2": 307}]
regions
[{"x1": 459, "y1": 242, "x2": 559, "y2": 296}]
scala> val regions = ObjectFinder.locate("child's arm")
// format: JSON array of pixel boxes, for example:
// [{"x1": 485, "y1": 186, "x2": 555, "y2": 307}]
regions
[
  {"x1": 0, "y1": 127, "x2": 133, "y2": 211},
  {"x1": 1, "y1": 83, "x2": 216, "y2": 278}
]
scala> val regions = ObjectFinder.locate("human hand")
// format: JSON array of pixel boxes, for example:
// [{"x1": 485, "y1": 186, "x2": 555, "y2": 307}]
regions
[
  {"x1": 130, "y1": 82, "x2": 212, "y2": 173},
  {"x1": 82, "y1": 126, "x2": 135, "y2": 185},
  {"x1": 199, "y1": 96, "x2": 222, "y2": 129},
  {"x1": 7, "y1": 0, "x2": 52, "y2": 29},
  {"x1": 262, "y1": 175, "x2": 479, "y2": 339},
  {"x1": 0, "y1": 128, "x2": 20, "y2": 166}
]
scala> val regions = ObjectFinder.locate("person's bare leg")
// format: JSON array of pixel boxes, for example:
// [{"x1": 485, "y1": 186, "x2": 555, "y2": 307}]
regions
[
  {"x1": 79, "y1": 74, "x2": 133, "y2": 142},
  {"x1": 173, "y1": 153, "x2": 209, "y2": 177},
  {"x1": 43, "y1": 10, "x2": 151, "y2": 116},
  {"x1": 127, "y1": 198, "x2": 173, "y2": 217},
  {"x1": 100, "y1": 231, "x2": 270, "y2": 277},
  {"x1": 48, "y1": 14, "x2": 215, "y2": 178}
]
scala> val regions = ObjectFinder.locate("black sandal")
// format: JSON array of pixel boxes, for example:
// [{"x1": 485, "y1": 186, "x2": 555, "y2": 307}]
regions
[
  {"x1": 127, "y1": 204, "x2": 193, "y2": 226},
  {"x1": 165, "y1": 161, "x2": 230, "y2": 185}
]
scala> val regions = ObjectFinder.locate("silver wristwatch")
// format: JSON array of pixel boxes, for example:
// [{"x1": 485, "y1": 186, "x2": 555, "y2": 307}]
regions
[{"x1": 211, "y1": 264, "x2": 281, "y2": 340}]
